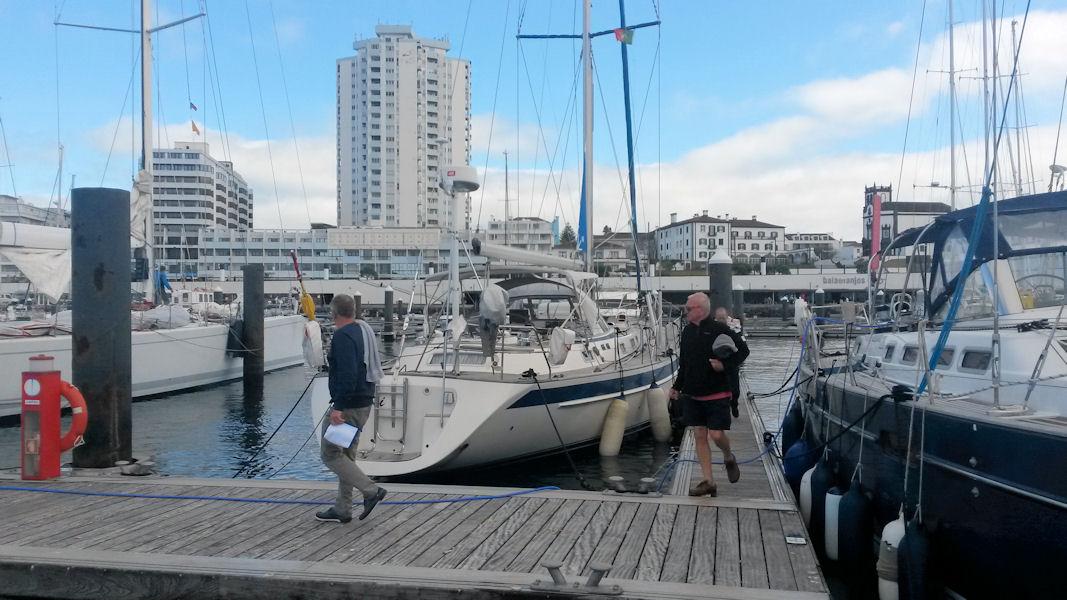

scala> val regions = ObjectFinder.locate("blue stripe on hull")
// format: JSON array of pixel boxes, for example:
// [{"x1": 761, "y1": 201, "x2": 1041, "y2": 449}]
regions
[
  {"x1": 804, "y1": 380, "x2": 1067, "y2": 598},
  {"x1": 507, "y1": 362, "x2": 675, "y2": 409}
]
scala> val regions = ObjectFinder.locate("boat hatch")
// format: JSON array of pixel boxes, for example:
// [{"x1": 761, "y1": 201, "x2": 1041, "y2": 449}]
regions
[{"x1": 430, "y1": 351, "x2": 488, "y2": 368}]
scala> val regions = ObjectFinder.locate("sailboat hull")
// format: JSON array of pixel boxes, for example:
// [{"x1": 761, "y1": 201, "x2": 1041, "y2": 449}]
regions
[
  {"x1": 801, "y1": 373, "x2": 1067, "y2": 599},
  {"x1": 310, "y1": 358, "x2": 676, "y2": 477},
  {"x1": 0, "y1": 314, "x2": 307, "y2": 420}
]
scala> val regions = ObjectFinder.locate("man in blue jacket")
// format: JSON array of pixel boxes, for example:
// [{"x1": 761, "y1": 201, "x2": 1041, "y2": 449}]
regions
[
  {"x1": 316, "y1": 294, "x2": 387, "y2": 523},
  {"x1": 670, "y1": 292, "x2": 750, "y2": 497}
]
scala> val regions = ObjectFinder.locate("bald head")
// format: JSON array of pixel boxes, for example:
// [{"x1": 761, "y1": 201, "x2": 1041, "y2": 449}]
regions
[{"x1": 685, "y1": 292, "x2": 711, "y2": 325}]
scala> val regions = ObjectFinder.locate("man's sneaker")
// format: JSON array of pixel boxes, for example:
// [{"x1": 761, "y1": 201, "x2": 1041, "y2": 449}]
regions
[
  {"x1": 688, "y1": 480, "x2": 717, "y2": 497},
  {"x1": 724, "y1": 453, "x2": 741, "y2": 484},
  {"x1": 359, "y1": 487, "x2": 387, "y2": 520},
  {"x1": 315, "y1": 507, "x2": 352, "y2": 523}
]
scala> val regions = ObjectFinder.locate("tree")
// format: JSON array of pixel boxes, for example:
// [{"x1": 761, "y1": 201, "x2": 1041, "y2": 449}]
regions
[
  {"x1": 732, "y1": 263, "x2": 754, "y2": 275},
  {"x1": 658, "y1": 259, "x2": 677, "y2": 272},
  {"x1": 602, "y1": 225, "x2": 613, "y2": 235},
  {"x1": 559, "y1": 223, "x2": 576, "y2": 244},
  {"x1": 360, "y1": 265, "x2": 378, "y2": 278}
]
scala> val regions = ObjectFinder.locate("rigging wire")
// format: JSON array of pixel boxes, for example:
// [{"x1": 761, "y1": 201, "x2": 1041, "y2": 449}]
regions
[
  {"x1": 0, "y1": 99, "x2": 18, "y2": 197},
  {"x1": 591, "y1": 56, "x2": 636, "y2": 235},
  {"x1": 474, "y1": 0, "x2": 513, "y2": 232},
  {"x1": 241, "y1": 0, "x2": 286, "y2": 231},
  {"x1": 267, "y1": 0, "x2": 313, "y2": 229},
  {"x1": 201, "y1": 0, "x2": 233, "y2": 163},
  {"x1": 100, "y1": 47, "x2": 141, "y2": 186},
  {"x1": 896, "y1": 0, "x2": 929, "y2": 200},
  {"x1": 1050, "y1": 74, "x2": 1067, "y2": 191}
]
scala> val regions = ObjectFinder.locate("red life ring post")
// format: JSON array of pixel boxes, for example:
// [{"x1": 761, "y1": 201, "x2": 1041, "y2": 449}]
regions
[{"x1": 21, "y1": 355, "x2": 87, "y2": 480}]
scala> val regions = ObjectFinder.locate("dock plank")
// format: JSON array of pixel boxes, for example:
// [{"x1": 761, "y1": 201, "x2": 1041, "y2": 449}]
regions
[
  {"x1": 407, "y1": 498, "x2": 509, "y2": 568},
  {"x1": 0, "y1": 484, "x2": 161, "y2": 545},
  {"x1": 481, "y1": 498, "x2": 563, "y2": 572},
  {"x1": 686, "y1": 505, "x2": 718, "y2": 584},
  {"x1": 285, "y1": 493, "x2": 431, "y2": 562},
  {"x1": 659, "y1": 504, "x2": 696, "y2": 583},
  {"x1": 562, "y1": 500, "x2": 620, "y2": 576},
  {"x1": 634, "y1": 503, "x2": 678, "y2": 582},
  {"x1": 713, "y1": 507, "x2": 741, "y2": 587},
  {"x1": 760, "y1": 509, "x2": 798, "y2": 591},
  {"x1": 384, "y1": 498, "x2": 491, "y2": 566},
  {"x1": 780, "y1": 510, "x2": 825, "y2": 592},
  {"x1": 524, "y1": 500, "x2": 600, "y2": 573},
  {"x1": 583, "y1": 501, "x2": 640, "y2": 575},
  {"x1": 457, "y1": 497, "x2": 547, "y2": 570},
  {"x1": 504, "y1": 498, "x2": 583, "y2": 573},
  {"x1": 176, "y1": 489, "x2": 325, "y2": 557},
  {"x1": 431, "y1": 496, "x2": 525, "y2": 569},
  {"x1": 608, "y1": 501, "x2": 658, "y2": 579},
  {"x1": 739, "y1": 508, "x2": 769, "y2": 589},
  {"x1": 359, "y1": 497, "x2": 460, "y2": 564}
]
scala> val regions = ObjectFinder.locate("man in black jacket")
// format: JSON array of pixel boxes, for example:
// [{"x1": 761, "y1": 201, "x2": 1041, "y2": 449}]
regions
[
  {"x1": 670, "y1": 293, "x2": 750, "y2": 497},
  {"x1": 316, "y1": 294, "x2": 387, "y2": 523}
]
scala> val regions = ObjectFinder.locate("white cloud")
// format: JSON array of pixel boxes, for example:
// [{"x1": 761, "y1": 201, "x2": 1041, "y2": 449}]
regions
[
  {"x1": 792, "y1": 68, "x2": 920, "y2": 127},
  {"x1": 887, "y1": 21, "x2": 905, "y2": 37},
  {"x1": 85, "y1": 117, "x2": 336, "y2": 230}
]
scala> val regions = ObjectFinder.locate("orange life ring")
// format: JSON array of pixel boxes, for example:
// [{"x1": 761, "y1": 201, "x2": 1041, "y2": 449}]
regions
[{"x1": 58, "y1": 381, "x2": 87, "y2": 451}]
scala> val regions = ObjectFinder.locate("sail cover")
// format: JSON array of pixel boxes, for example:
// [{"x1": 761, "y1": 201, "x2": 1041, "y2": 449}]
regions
[{"x1": 0, "y1": 222, "x2": 71, "y2": 300}]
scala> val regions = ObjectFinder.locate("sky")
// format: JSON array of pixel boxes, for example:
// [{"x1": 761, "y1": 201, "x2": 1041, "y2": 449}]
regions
[{"x1": 1, "y1": 0, "x2": 1066, "y2": 242}]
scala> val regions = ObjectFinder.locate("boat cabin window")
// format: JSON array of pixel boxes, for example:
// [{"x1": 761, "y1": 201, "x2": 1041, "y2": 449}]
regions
[
  {"x1": 884, "y1": 344, "x2": 896, "y2": 361},
  {"x1": 937, "y1": 348, "x2": 955, "y2": 369},
  {"x1": 960, "y1": 350, "x2": 992, "y2": 372},
  {"x1": 901, "y1": 346, "x2": 919, "y2": 364}
]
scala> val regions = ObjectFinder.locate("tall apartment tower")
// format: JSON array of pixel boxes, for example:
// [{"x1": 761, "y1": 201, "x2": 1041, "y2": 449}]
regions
[
  {"x1": 152, "y1": 141, "x2": 252, "y2": 277},
  {"x1": 337, "y1": 25, "x2": 471, "y2": 230}
]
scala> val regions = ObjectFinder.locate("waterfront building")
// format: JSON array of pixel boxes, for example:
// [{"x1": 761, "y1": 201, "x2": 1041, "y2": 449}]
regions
[
  {"x1": 483, "y1": 216, "x2": 553, "y2": 253},
  {"x1": 861, "y1": 184, "x2": 951, "y2": 260},
  {"x1": 784, "y1": 233, "x2": 842, "y2": 262},
  {"x1": 653, "y1": 211, "x2": 730, "y2": 268},
  {"x1": 151, "y1": 141, "x2": 252, "y2": 278},
  {"x1": 194, "y1": 224, "x2": 477, "y2": 280},
  {"x1": 728, "y1": 215, "x2": 786, "y2": 264},
  {"x1": 336, "y1": 25, "x2": 471, "y2": 230}
]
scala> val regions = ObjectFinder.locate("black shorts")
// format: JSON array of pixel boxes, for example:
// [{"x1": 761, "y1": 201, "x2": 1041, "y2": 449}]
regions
[{"x1": 681, "y1": 394, "x2": 732, "y2": 430}]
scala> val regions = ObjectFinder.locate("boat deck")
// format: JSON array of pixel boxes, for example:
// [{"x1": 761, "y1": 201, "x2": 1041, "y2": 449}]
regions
[{"x1": 0, "y1": 393, "x2": 824, "y2": 599}]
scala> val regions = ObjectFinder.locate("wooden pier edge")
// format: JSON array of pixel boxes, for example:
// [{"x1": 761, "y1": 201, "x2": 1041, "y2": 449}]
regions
[{"x1": 0, "y1": 543, "x2": 828, "y2": 600}]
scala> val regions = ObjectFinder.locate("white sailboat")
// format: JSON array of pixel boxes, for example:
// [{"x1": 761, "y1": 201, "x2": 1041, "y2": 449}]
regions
[
  {"x1": 0, "y1": 0, "x2": 309, "y2": 420},
  {"x1": 308, "y1": 0, "x2": 675, "y2": 477}
]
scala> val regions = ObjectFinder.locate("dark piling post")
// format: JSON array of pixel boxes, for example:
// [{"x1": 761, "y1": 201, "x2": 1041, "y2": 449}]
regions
[
  {"x1": 732, "y1": 283, "x2": 745, "y2": 319},
  {"x1": 354, "y1": 291, "x2": 362, "y2": 319},
  {"x1": 707, "y1": 251, "x2": 733, "y2": 315},
  {"x1": 71, "y1": 188, "x2": 132, "y2": 468},
  {"x1": 383, "y1": 286, "x2": 395, "y2": 342},
  {"x1": 242, "y1": 264, "x2": 264, "y2": 399}
]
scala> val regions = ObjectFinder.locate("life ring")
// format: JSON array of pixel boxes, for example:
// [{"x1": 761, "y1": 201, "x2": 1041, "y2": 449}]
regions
[{"x1": 58, "y1": 381, "x2": 87, "y2": 451}]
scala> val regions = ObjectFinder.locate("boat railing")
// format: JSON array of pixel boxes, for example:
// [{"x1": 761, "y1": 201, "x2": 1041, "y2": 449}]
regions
[{"x1": 373, "y1": 378, "x2": 409, "y2": 445}]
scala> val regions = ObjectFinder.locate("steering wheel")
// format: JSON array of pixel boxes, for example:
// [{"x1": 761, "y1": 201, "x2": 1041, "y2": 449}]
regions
[{"x1": 1015, "y1": 273, "x2": 1066, "y2": 304}]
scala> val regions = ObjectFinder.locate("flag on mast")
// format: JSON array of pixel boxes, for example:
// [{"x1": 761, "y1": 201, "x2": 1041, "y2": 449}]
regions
[
  {"x1": 614, "y1": 28, "x2": 633, "y2": 44},
  {"x1": 189, "y1": 101, "x2": 198, "y2": 111},
  {"x1": 191, "y1": 120, "x2": 200, "y2": 135}
]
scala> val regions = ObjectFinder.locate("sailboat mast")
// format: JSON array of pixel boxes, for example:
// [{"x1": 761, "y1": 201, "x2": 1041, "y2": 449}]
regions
[
  {"x1": 141, "y1": 0, "x2": 155, "y2": 301},
  {"x1": 948, "y1": 0, "x2": 957, "y2": 209},
  {"x1": 582, "y1": 0, "x2": 594, "y2": 273},
  {"x1": 617, "y1": 0, "x2": 643, "y2": 294},
  {"x1": 981, "y1": 0, "x2": 991, "y2": 186}
]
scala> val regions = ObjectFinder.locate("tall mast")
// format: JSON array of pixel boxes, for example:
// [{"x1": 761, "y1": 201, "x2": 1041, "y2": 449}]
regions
[
  {"x1": 981, "y1": 0, "x2": 991, "y2": 187},
  {"x1": 617, "y1": 0, "x2": 643, "y2": 294},
  {"x1": 141, "y1": 0, "x2": 155, "y2": 301},
  {"x1": 582, "y1": 0, "x2": 594, "y2": 273},
  {"x1": 1011, "y1": 20, "x2": 1024, "y2": 195},
  {"x1": 948, "y1": 0, "x2": 957, "y2": 209},
  {"x1": 503, "y1": 151, "x2": 510, "y2": 248}
]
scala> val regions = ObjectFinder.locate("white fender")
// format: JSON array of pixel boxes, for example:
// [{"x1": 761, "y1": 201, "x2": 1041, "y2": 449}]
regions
[
  {"x1": 877, "y1": 515, "x2": 907, "y2": 600},
  {"x1": 302, "y1": 320, "x2": 324, "y2": 369},
  {"x1": 824, "y1": 488, "x2": 843, "y2": 560},
  {"x1": 598, "y1": 398, "x2": 630, "y2": 457},
  {"x1": 645, "y1": 386, "x2": 672, "y2": 443},
  {"x1": 799, "y1": 465, "x2": 816, "y2": 527}
]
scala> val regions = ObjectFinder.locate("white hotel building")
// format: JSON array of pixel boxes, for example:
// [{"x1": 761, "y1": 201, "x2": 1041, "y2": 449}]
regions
[
  {"x1": 151, "y1": 141, "x2": 252, "y2": 278},
  {"x1": 654, "y1": 212, "x2": 731, "y2": 267},
  {"x1": 337, "y1": 25, "x2": 471, "y2": 230}
]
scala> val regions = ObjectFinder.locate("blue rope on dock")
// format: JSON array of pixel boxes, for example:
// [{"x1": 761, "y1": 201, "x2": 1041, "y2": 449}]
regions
[{"x1": 0, "y1": 485, "x2": 560, "y2": 506}]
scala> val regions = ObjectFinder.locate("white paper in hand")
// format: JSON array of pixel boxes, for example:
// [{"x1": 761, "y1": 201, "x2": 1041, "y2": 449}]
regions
[{"x1": 324, "y1": 422, "x2": 360, "y2": 448}]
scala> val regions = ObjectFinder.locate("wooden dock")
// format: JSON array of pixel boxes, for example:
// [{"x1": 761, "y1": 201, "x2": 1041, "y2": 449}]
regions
[{"x1": 0, "y1": 397, "x2": 824, "y2": 599}]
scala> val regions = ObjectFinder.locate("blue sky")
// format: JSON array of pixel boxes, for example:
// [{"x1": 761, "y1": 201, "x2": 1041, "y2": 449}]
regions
[{"x1": 1, "y1": 0, "x2": 1066, "y2": 240}]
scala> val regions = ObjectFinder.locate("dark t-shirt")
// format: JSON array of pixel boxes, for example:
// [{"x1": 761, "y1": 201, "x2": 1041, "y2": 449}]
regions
[{"x1": 672, "y1": 316, "x2": 749, "y2": 397}]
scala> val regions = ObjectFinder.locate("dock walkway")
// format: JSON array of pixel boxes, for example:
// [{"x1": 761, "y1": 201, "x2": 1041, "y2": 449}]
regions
[{"x1": 0, "y1": 395, "x2": 824, "y2": 599}]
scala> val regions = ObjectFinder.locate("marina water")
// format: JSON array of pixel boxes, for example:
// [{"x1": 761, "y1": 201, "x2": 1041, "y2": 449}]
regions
[{"x1": 0, "y1": 338, "x2": 800, "y2": 488}]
